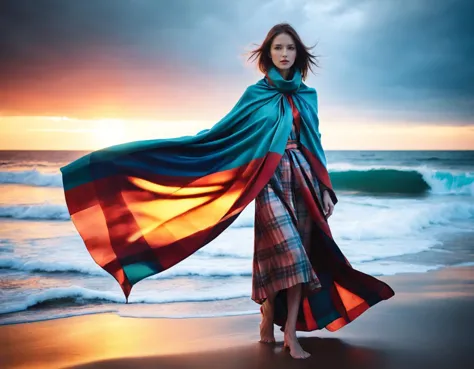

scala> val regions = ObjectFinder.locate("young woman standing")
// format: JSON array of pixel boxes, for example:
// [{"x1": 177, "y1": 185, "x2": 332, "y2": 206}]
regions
[{"x1": 248, "y1": 23, "x2": 394, "y2": 359}]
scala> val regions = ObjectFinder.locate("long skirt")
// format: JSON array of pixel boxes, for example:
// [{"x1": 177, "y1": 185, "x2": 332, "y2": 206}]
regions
[
  {"x1": 252, "y1": 141, "x2": 323, "y2": 303},
  {"x1": 252, "y1": 140, "x2": 394, "y2": 332}
]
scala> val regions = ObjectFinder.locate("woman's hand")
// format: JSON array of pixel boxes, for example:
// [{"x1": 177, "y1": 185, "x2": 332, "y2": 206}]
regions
[{"x1": 322, "y1": 190, "x2": 334, "y2": 218}]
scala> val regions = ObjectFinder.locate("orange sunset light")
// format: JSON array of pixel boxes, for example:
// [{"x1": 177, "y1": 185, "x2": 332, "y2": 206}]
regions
[{"x1": 1, "y1": 115, "x2": 473, "y2": 151}]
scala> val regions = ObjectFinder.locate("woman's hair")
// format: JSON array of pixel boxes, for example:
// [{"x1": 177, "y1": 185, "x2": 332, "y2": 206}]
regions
[{"x1": 247, "y1": 23, "x2": 320, "y2": 81}]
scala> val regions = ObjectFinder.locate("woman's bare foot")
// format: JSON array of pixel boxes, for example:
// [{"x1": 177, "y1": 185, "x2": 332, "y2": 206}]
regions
[
  {"x1": 259, "y1": 301, "x2": 275, "y2": 344},
  {"x1": 283, "y1": 331, "x2": 311, "y2": 359}
]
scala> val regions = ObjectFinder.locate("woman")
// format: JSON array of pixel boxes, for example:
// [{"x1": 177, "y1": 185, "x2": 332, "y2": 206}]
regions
[
  {"x1": 250, "y1": 24, "x2": 333, "y2": 359},
  {"x1": 245, "y1": 23, "x2": 394, "y2": 359},
  {"x1": 60, "y1": 23, "x2": 395, "y2": 361}
]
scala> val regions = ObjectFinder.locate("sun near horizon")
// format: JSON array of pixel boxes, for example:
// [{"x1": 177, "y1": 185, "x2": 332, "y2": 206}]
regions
[{"x1": 1, "y1": 114, "x2": 473, "y2": 151}]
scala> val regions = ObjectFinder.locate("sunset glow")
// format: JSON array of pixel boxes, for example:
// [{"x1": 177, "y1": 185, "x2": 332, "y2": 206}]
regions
[
  {"x1": 0, "y1": 115, "x2": 473, "y2": 151},
  {"x1": 0, "y1": 116, "x2": 212, "y2": 150},
  {"x1": 93, "y1": 119, "x2": 127, "y2": 148}
]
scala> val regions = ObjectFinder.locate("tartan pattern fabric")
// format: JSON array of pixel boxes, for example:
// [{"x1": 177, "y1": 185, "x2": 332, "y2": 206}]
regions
[
  {"x1": 252, "y1": 123, "x2": 323, "y2": 303},
  {"x1": 251, "y1": 94, "x2": 395, "y2": 332}
]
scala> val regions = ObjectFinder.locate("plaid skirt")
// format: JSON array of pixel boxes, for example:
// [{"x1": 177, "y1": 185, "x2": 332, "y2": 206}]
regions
[{"x1": 252, "y1": 140, "x2": 324, "y2": 303}]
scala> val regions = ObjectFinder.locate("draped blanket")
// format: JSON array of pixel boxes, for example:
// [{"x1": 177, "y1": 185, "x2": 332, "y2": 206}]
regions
[{"x1": 61, "y1": 66, "x2": 394, "y2": 331}]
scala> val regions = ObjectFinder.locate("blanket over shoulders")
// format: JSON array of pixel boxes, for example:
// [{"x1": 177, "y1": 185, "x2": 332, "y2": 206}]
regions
[{"x1": 60, "y1": 66, "x2": 337, "y2": 301}]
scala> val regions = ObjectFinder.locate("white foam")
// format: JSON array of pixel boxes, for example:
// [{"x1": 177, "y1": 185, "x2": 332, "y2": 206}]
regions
[
  {"x1": 0, "y1": 257, "x2": 107, "y2": 276},
  {"x1": 0, "y1": 169, "x2": 62, "y2": 187},
  {"x1": 418, "y1": 168, "x2": 474, "y2": 196},
  {"x1": 0, "y1": 203, "x2": 70, "y2": 220},
  {"x1": 0, "y1": 309, "x2": 119, "y2": 326},
  {"x1": 333, "y1": 197, "x2": 474, "y2": 241},
  {"x1": 148, "y1": 256, "x2": 251, "y2": 279},
  {"x1": 0, "y1": 286, "x2": 123, "y2": 315},
  {"x1": 352, "y1": 260, "x2": 445, "y2": 276},
  {"x1": 0, "y1": 285, "x2": 252, "y2": 315}
]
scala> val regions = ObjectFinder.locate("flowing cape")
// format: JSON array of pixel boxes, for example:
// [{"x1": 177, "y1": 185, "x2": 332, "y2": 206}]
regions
[{"x1": 61, "y1": 67, "x2": 394, "y2": 331}]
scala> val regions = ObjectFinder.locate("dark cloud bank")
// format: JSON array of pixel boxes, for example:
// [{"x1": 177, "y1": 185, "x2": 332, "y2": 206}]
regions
[{"x1": 0, "y1": 0, "x2": 472, "y2": 123}]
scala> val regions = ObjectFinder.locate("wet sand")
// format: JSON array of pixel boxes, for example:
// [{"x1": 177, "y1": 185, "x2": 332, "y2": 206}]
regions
[{"x1": 1, "y1": 265, "x2": 473, "y2": 369}]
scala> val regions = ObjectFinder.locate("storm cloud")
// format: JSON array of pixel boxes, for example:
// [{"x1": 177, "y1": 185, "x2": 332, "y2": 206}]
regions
[{"x1": 0, "y1": 0, "x2": 472, "y2": 123}]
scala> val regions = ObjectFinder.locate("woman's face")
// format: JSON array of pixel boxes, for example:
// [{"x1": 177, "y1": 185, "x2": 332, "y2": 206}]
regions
[{"x1": 269, "y1": 33, "x2": 297, "y2": 71}]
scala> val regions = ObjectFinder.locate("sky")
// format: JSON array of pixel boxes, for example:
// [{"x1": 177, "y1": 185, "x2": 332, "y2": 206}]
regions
[{"x1": 0, "y1": 0, "x2": 473, "y2": 150}]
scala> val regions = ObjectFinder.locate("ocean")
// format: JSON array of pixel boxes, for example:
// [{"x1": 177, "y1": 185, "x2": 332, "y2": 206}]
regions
[{"x1": 0, "y1": 150, "x2": 473, "y2": 325}]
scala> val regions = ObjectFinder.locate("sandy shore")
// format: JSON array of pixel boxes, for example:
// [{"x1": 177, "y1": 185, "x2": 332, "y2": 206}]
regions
[{"x1": 1, "y1": 265, "x2": 473, "y2": 369}]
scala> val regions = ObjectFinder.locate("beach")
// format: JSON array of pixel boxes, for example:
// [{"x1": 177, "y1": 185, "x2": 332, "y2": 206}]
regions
[{"x1": 2, "y1": 264, "x2": 473, "y2": 369}]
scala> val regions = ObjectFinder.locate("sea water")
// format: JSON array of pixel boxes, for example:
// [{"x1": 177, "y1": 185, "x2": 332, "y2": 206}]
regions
[{"x1": 0, "y1": 150, "x2": 473, "y2": 325}]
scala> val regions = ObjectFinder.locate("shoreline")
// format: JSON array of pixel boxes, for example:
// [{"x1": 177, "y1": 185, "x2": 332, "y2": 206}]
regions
[
  {"x1": 1, "y1": 259, "x2": 473, "y2": 326},
  {"x1": 2, "y1": 264, "x2": 473, "y2": 369}
]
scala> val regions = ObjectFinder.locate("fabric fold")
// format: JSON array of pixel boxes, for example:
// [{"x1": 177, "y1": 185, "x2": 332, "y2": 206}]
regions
[{"x1": 61, "y1": 67, "x2": 340, "y2": 303}]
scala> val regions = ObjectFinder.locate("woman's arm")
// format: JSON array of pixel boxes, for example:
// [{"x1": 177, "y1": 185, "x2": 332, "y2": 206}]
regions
[
  {"x1": 317, "y1": 178, "x2": 338, "y2": 206},
  {"x1": 318, "y1": 179, "x2": 336, "y2": 218}
]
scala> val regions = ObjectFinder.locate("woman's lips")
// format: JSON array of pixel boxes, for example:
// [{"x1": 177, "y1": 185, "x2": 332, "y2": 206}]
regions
[{"x1": 281, "y1": 60, "x2": 289, "y2": 64}]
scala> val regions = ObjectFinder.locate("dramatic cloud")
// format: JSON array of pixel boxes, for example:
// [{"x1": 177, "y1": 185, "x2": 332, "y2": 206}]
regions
[
  {"x1": 307, "y1": 0, "x2": 474, "y2": 121},
  {"x1": 0, "y1": 0, "x2": 472, "y2": 123}
]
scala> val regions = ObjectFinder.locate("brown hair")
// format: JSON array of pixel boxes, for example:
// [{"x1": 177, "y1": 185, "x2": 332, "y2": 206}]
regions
[{"x1": 246, "y1": 23, "x2": 320, "y2": 81}]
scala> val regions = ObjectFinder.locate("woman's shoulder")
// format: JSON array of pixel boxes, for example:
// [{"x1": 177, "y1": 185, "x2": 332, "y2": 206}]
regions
[
  {"x1": 298, "y1": 82, "x2": 318, "y2": 105},
  {"x1": 300, "y1": 81, "x2": 317, "y2": 95},
  {"x1": 297, "y1": 83, "x2": 319, "y2": 113}
]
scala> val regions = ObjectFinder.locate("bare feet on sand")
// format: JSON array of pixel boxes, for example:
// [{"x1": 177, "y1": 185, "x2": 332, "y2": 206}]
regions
[
  {"x1": 283, "y1": 331, "x2": 311, "y2": 359},
  {"x1": 259, "y1": 301, "x2": 275, "y2": 344}
]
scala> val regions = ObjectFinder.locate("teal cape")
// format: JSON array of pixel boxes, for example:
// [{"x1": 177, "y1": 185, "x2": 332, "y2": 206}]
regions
[{"x1": 60, "y1": 66, "x2": 393, "y2": 331}]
